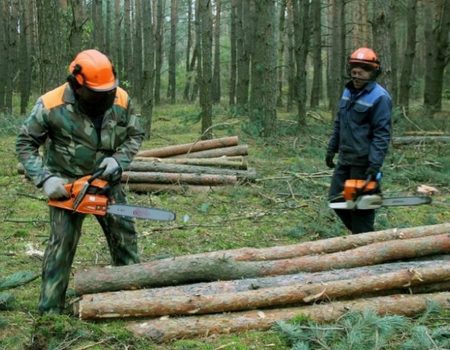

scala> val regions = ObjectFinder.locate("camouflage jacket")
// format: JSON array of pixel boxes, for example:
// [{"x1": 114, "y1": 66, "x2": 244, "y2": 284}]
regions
[{"x1": 16, "y1": 83, "x2": 144, "y2": 186}]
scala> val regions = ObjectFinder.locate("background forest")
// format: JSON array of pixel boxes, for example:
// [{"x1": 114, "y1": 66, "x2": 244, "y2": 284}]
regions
[
  {"x1": 0, "y1": 0, "x2": 449, "y2": 134},
  {"x1": 1, "y1": 0, "x2": 450, "y2": 350}
]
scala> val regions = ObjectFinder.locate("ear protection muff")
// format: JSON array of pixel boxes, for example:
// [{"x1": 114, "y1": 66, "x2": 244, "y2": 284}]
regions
[{"x1": 67, "y1": 64, "x2": 85, "y2": 90}]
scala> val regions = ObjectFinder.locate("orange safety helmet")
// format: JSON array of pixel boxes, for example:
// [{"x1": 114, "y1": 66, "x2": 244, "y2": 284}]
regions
[
  {"x1": 348, "y1": 47, "x2": 381, "y2": 70},
  {"x1": 68, "y1": 49, "x2": 118, "y2": 92}
]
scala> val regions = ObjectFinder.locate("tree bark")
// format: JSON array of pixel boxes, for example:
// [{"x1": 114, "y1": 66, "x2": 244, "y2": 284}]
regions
[
  {"x1": 142, "y1": 0, "x2": 155, "y2": 139},
  {"x1": 126, "y1": 292, "x2": 450, "y2": 342},
  {"x1": 249, "y1": 0, "x2": 277, "y2": 137},
  {"x1": 309, "y1": 0, "x2": 321, "y2": 109},
  {"x1": 167, "y1": 0, "x2": 177, "y2": 103},
  {"x1": 136, "y1": 136, "x2": 239, "y2": 157},
  {"x1": 211, "y1": 0, "x2": 221, "y2": 103},
  {"x1": 398, "y1": 0, "x2": 418, "y2": 111},
  {"x1": 75, "y1": 260, "x2": 450, "y2": 316},
  {"x1": 183, "y1": 0, "x2": 193, "y2": 101},
  {"x1": 132, "y1": 156, "x2": 248, "y2": 170},
  {"x1": 229, "y1": 0, "x2": 237, "y2": 106},
  {"x1": 77, "y1": 263, "x2": 450, "y2": 319},
  {"x1": 235, "y1": 0, "x2": 251, "y2": 113},
  {"x1": 154, "y1": 0, "x2": 164, "y2": 104},
  {"x1": 131, "y1": 223, "x2": 450, "y2": 262},
  {"x1": 125, "y1": 183, "x2": 223, "y2": 194},
  {"x1": 122, "y1": 172, "x2": 238, "y2": 185},
  {"x1": 392, "y1": 136, "x2": 450, "y2": 145},
  {"x1": 74, "y1": 231, "x2": 450, "y2": 294},
  {"x1": 126, "y1": 162, "x2": 256, "y2": 180},
  {"x1": 170, "y1": 144, "x2": 248, "y2": 159},
  {"x1": 423, "y1": 0, "x2": 450, "y2": 114}
]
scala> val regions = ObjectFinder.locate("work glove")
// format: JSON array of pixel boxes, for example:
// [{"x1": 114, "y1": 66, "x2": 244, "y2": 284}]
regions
[
  {"x1": 365, "y1": 166, "x2": 381, "y2": 181},
  {"x1": 43, "y1": 176, "x2": 69, "y2": 199},
  {"x1": 325, "y1": 152, "x2": 336, "y2": 169},
  {"x1": 99, "y1": 157, "x2": 121, "y2": 177}
]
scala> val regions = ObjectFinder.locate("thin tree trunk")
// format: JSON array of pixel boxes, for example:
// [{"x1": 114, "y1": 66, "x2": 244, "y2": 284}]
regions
[
  {"x1": 229, "y1": 0, "x2": 237, "y2": 106},
  {"x1": 249, "y1": 0, "x2": 277, "y2": 137},
  {"x1": 276, "y1": 0, "x2": 286, "y2": 107},
  {"x1": 167, "y1": 0, "x2": 177, "y2": 103},
  {"x1": 142, "y1": 0, "x2": 155, "y2": 139},
  {"x1": 137, "y1": 136, "x2": 239, "y2": 157},
  {"x1": 309, "y1": 0, "x2": 322, "y2": 108},
  {"x1": 235, "y1": 0, "x2": 250, "y2": 113},
  {"x1": 199, "y1": 0, "x2": 213, "y2": 139},
  {"x1": 423, "y1": 0, "x2": 450, "y2": 114},
  {"x1": 183, "y1": 0, "x2": 193, "y2": 101},
  {"x1": 126, "y1": 292, "x2": 450, "y2": 342},
  {"x1": 78, "y1": 263, "x2": 450, "y2": 319},
  {"x1": 398, "y1": 0, "x2": 418, "y2": 111},
  {"x1": 134, "y1": 0, "x2": 143, "y2": 103},
  {"x1": 154, "y1": 0, "x2": 164, "y2": 104},
  {"x1": 211, "y1": 0, "x2": 221, "y2": 103},
  {"x1": 74, "y1": 232, "x2": 450, "y2": 294}
]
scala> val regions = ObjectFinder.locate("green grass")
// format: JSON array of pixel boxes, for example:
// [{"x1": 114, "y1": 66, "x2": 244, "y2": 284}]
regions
[{"x1": 1, "y1": 102, "x2": 449, "y2": 349}]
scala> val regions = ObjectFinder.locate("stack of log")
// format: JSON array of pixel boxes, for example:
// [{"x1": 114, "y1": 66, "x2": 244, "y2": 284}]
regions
[
  {"x1": 72, "y1": 223, "x2": 450, "y2": 342},
  {"x1": 123, "y1": 136, "x2": 256, "y2": 193}
]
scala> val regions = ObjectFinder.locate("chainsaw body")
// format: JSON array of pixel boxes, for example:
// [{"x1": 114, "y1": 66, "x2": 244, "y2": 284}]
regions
[
  {"x1": 48, "y1": 175, "x2": 110, "y2": 216},
  {"x1": 329, "y1": 178, "x2": 432, "y2": 210}
]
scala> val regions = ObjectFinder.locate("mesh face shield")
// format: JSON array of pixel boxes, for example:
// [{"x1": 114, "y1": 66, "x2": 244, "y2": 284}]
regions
[{"x1": 77, "y1": 86, "x2": 117, "y2": 118}]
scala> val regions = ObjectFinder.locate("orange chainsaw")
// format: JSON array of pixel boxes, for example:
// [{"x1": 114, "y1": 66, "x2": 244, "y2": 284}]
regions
[
  {"x1": 48, "y1": 168, "x2": 176, "y2": 221},
  {"x1": 329, "y1": 177, "x2": 432, "y2": 210}
]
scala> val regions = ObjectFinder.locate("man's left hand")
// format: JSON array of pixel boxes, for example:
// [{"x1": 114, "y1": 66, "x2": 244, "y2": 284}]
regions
[
  {"x1": 365, "y1": 166, "x2": 380, "y2": 180},
  {"x1": 99, "y1": 157, "x2": 120, "y2": 176}
]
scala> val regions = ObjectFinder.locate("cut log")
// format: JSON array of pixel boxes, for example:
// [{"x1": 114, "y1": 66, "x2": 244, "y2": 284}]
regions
[
  {"x1": 74, "y1": 233, "x2": 450, "y2": 294},
  {"x1": 126, "y1": 292, "x2": 450, "y2": 342},
  {"x1": 121, "y1": 172, "x2": 237, "y2": 186},
  {"x1": 143, "y1": 223, "x2": 450, "y2": 262},
  {"x1": 77, "y1": 263, "x2": 450, "y2": 319},
  {"x1": 132, "y1": 156, "x2": 248, "y2": 169},
  {"x1": 392, "y1": 136, "x2": 450, "y2": 145},
  {"x1": 170, "y1": 144, "x2": 249, "y2": 159},
  {"x1": 126, "y1": 161, "x2": 256, "y2": 181},
  {"x1": 125, "y1": 183, "x2": 224, "y2": 194},
  {"x1": 74, "y1": 259, "x2": 450, "y2": 301},
  {"x1": 137, "y1": 136, "x2": 239, "y2": 157}
]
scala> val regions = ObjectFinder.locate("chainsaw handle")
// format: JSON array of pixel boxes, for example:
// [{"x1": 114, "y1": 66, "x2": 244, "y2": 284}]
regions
[{"x1": 89, "y1": 166, "x2": 107, "y2": 183}]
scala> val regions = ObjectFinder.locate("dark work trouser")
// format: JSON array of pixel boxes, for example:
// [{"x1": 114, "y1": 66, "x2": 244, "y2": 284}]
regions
[
  {"x1": 328, "y1": 164, "x2": 375, "y2": 234},
  {"x1": 38, "y1": 184, "x2": 139, "y2": 314}
]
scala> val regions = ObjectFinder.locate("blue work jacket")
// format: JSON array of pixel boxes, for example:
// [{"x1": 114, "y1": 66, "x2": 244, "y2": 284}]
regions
[{"x1": 327, "y1": 81, "x2": 392, "y2": 169}]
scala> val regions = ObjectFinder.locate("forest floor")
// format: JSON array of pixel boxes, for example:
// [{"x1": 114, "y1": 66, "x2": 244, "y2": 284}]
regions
[{"x1": 1, "y1": 102, "x2": 450, "y2": 349}]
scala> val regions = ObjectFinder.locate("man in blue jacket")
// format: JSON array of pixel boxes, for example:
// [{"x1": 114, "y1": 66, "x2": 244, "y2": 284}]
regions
[{"x1": 326, "y1": 47, "x2": 392, "y2": 234}]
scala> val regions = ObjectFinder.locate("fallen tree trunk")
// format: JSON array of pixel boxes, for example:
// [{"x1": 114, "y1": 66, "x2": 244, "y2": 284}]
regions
[
  {"x1": 126, "y1": 292, "x2": 450, "y2": 342},
  {"x1": 137, "y1": 136, "x2": 239, "y2": 157},
  {"x1": 122, "y1": 172, "x2": 237, "y2": 185},
  {"x1": 74, "y1": 233, "x2": 450, "y2": 294},
  {"x1": 76, "y1": 263, "x2": 450, "y2": 319},
  {"x1": 392, "y1": 136, "x2": 450, "y2": 145},
  {"x1": 132, "y1": 156, "x2": 248, "y2": 169},
  {"x1": 77, "y1": 263, "x2": 450, "y2": 319},
  {"x1": 143, "y1": 223, "x2": 450, "y2": 262},
  {"x1": 170, "y1": 144, "x2": 248, "y2": 159},
  {"x1": 75, "y1": 259, "x2": 450, "y2": 300},
  {"x1": 125, "y1": 183, "x2": 225, "y2": 194},
  {"x1": 126, "y1": 161, "x2": 256, "y2": 180}
]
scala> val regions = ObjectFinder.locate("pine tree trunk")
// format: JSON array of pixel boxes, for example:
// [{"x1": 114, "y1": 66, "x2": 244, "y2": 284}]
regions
[
  {"x1": 154, "y1": 0, "x2": 164, "y2": 104},
  {"x1": 183, "y1": 0, "x2": 192, "y2": 101},
  {"x1": 142, "y1": 0, "x2": 155, "y2": 139},
  {"x1": 167, "y1": 0, "x2": 177, "y2": 103},
  {"x1": 74, "y1": 231, "x2": 450, "y2": 294},
  {"x1": 77, "y1": 263, "x2": 450, "y2": 319},
  {"x1": 211, "y1": 0, "x2": 221, "y2": 103},
  {"x1": 235, "y1": 0, "x2": 250, "y2": 113},
  {"x1": 229, "y1": 0, "x2": 237, "y2": 106},
  {"x1": 126, "y1": 292, "x2": 450, "y2": 342},
  {"x1": 309, "y1": 0, "x2": 321, "y2": 108},
  {"x1": 398, "y1": 0, "x2": 417, "y2": 111},
  {"x1": 249, "y1": 0, "x2": 277, "y2": 137}
]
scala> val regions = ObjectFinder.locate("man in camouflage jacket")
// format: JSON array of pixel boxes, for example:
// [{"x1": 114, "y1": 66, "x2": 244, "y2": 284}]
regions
[{"x1": 16, "y1": 49, "x2": 144, "y2": 314}]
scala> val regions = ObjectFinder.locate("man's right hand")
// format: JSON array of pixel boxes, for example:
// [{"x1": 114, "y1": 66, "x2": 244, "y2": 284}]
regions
[
  {"x1": 325, "y1": 152, "x2": 336, "y2": 169},
  {"x1": 43, "y1": 176, "x2": 69, "y2": 199}
]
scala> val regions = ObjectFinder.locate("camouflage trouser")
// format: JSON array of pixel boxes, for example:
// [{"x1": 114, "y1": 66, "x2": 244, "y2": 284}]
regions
[{"x1": 38, "y1": 184, "x2": 140, "y2": 314}]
